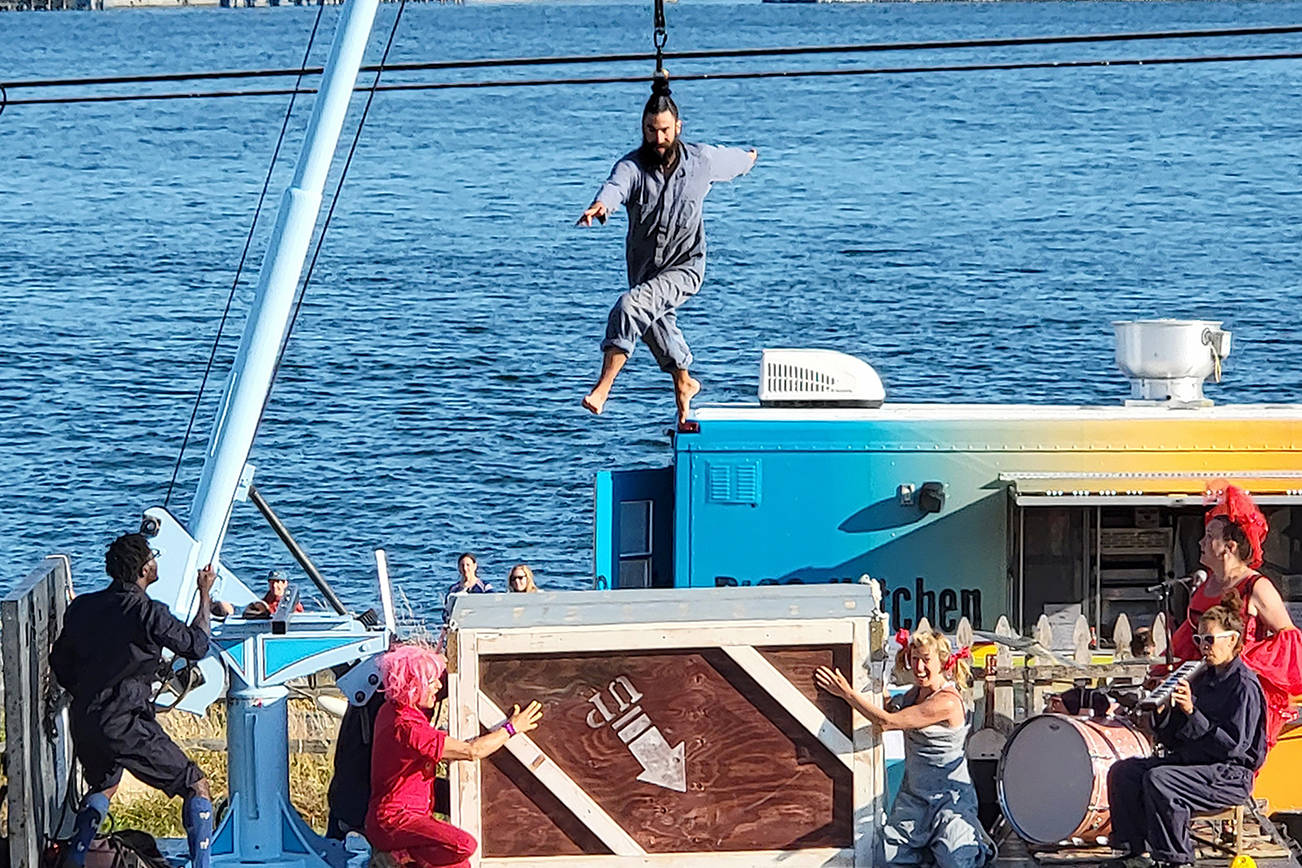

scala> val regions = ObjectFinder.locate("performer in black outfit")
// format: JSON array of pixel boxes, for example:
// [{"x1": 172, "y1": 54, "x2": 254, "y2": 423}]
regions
[
  {"x1": 50, "y1": 533, "x2": 216, "y2": 868},
  {"x1": 1104, "y1": 601, "x2": 1267, "y2": 868}
]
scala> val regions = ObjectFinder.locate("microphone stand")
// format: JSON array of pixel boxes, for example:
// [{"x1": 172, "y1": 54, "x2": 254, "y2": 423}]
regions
[
  {"x1": 1146, "y1": 574, "x2": 1189, "y2": 671},
  {"x1": 1157, "y1": 582, "x2": 1175, "y2": 670}
]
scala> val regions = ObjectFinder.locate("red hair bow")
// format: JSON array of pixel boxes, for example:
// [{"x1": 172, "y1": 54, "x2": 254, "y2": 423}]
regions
[
  {"x1": 894, "y1": 628, "x2": 911, "y2": 648},
  {"x1": 944, "y1": 646, "x2": 972, "y2": 671},
  {"x1": 1205, "y1": 483, "x2": 1268, "y2": 569}
]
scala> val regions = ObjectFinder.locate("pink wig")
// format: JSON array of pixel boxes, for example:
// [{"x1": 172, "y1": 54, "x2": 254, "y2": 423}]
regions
[{"x1": 379, "y1": 644, "x2": 447, "y2": 709}]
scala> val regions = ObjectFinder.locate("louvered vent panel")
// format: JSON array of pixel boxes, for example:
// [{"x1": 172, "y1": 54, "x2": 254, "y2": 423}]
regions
[
  {"x1": 705, "y1": 461, "x2": 762, "y2": 506},
  {"x1": 707, "y1": 464, "x2": 733, "y2": 502},
  {"x1": 735, "y1": 464, "x2": 761, "y2": 504}
]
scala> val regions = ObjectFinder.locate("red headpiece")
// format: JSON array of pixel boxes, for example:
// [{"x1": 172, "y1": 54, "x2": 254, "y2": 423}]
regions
[
  {"x1": 943, "y1": 645, "x2": 972, "y2": 671},
  {"x1": 1205, "y1": 483, "x2": 1268, "y2": 569}
]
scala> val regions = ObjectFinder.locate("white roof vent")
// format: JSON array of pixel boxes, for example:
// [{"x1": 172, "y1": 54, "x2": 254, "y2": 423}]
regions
[
  {"x1": 759, "y1": 349, "x2": 885, "y2": 408},
  {"x1": 1114, "y1": 319, "x2": 1231, "y2": 406}
]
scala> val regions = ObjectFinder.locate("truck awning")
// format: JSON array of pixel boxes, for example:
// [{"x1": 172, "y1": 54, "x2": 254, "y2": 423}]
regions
[{"x1": 1001, "y1": 472, "x2": 1302, "y2": 507}]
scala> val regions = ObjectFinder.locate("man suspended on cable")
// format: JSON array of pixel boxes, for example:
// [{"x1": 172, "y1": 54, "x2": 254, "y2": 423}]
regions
[
  {"x1": 578, "y1": 74, "x2": 758, "y2": 427},
  {"x1": 49, "y1": 533, "x2": 217, "y2": 868}
]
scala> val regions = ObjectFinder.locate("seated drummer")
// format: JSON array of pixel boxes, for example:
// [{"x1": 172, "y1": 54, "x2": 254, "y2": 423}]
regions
[{"x1": 1103, "y1": 602, "x2": 1267, "y2": 868}]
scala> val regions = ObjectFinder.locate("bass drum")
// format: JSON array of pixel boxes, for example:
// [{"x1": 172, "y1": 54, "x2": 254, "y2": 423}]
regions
[{"x1": 997, "y1": 713, "x2": 1152, "y2": 846}]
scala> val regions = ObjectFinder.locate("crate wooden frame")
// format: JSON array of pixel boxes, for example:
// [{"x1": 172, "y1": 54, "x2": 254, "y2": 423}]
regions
[
  {"x1": 447, "y1": 613, "x2": 884, "y2": 868},
  {"x1": 3, "y1": 555, "x2": 75, "y2": 868}
]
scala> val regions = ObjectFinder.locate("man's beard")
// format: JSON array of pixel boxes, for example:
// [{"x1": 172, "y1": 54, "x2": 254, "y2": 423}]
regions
[{"x1": 640, "y1": 138, "x2": 681, "y2": 170}]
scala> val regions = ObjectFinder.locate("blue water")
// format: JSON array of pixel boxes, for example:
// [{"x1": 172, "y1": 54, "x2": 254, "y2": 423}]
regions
[{"x1": 2, "y1": 0, "x2": 1301, "y2": 614}]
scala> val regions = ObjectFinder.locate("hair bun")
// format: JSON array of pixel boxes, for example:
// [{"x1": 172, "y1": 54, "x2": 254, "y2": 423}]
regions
[
  {"x1": 1221, "y1": 586, "x2": 1246, "y2": 613},
  {"x1": 652, "y1": 70, "x2": 672, "y2": 98}
]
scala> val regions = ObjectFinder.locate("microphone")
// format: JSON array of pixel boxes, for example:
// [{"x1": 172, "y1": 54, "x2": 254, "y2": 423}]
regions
[{"x1": 1145, "y1": 569, "x2": 1206, "y2": 594}]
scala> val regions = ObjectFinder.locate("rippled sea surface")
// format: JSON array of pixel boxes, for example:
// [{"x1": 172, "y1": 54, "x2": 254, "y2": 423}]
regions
[{"x1": 2, "y1": 0, "x2": 1301, "y2": 613}]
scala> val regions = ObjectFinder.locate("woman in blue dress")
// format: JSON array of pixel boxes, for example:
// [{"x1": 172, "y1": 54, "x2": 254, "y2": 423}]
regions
[{"x1": 816, "y1": 629, "x2": 996, "y2": 868}]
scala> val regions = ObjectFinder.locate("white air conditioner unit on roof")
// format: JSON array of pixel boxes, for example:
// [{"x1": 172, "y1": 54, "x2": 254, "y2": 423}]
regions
[{"x1": 759, "y1": 349, "x2": 885, "y2": 408}]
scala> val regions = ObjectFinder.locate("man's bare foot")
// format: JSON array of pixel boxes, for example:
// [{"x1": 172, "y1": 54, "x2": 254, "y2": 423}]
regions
[
  {"x1": 584, "y1": 350, "x2": 628, "y2": 416},
  {"x1": 674, "y1": 374, "x2": 701, "y2": 425}
]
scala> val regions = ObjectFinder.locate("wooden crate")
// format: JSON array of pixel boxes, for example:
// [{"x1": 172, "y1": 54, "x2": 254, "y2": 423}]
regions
[
  {"x1": 2, "y1": 556, "x2": 75, "y2": 868},
  {"x1": 445, "y1": 585, "x2": 887, "y2": 868}
]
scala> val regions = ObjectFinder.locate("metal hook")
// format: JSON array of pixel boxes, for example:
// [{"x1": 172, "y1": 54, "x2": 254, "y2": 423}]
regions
[{"x1": 653, "y1": 0, "x2": 668, "y2": 71}]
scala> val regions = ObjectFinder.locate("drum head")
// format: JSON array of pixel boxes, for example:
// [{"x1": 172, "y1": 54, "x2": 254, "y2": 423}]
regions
[{"x1": 998, "y1": 715, "x2": 1096, "y2": 844}]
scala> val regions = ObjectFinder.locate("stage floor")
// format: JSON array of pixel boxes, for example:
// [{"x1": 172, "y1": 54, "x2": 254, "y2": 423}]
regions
[{"x1": 993, "y1": 816, "x2": 1301, "y2": 868}]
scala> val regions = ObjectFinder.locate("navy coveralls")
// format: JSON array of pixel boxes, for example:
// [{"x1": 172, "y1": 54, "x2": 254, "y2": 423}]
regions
[
  {"x1": 50, "y1": 581, "x2": 210, "y2": 796},
  {"x1": 1107, "y1": 657, "x2": 1267, "y2": 864}
]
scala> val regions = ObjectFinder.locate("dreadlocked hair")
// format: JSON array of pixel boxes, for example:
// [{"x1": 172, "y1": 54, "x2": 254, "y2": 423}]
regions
[
  {"x1": 378, "y1": 643, "x2": 447, "y2": 709},
  {"x1": 105, "y1": 533, "x2": 152, "y2": 584}
]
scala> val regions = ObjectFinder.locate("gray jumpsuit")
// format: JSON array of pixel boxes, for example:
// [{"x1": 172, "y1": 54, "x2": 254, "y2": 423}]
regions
[
  {"x1": 879, "y1": 685, "x2": 997, "y2": 868},
  {"x1": 593, "y1": 141, "x2": 754, "y2": 372}
]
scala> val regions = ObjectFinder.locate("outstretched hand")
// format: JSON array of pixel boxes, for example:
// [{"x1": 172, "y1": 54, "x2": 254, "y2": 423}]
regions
[
  {"x1": 577, "y1": 201, "x2": 608, "y2": 227},
  {"x1": 509, "y1": 700, "x2": 544, "y2": 735},
  {"x1": 814, "y1": 665, "x2": 853, "y2": 699}
]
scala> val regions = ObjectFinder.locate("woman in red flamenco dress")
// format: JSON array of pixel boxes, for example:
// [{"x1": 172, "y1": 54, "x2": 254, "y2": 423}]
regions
[
  {"x1": 366, "y1": 644, "x2": 543, "y2": 868},
  {"x1": 1171, "y1": 484, "x2": 1302, "y2": 750}
]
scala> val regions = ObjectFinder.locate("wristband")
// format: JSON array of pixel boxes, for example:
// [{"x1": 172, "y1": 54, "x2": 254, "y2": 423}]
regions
[{"x1": 504, "y1": 721, "x2": 517, "y2": 737}]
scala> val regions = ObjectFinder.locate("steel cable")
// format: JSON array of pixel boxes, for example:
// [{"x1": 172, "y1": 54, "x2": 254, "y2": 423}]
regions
[
  {"x1": 163, "y1": 1, "x2": 328, "y2": 510},
  {"x1": 255, "y1": 0, "x2": 409, "y2": 435},
  {"x1": 653, "y1": 0, "x2": 668, "y2": 74},
  {"x1": 3, "y1": 23, "x2": 1302, "y2": 92},
  {"x1": 6, "y1": 49, "x2": 1302, "y2": 107}
]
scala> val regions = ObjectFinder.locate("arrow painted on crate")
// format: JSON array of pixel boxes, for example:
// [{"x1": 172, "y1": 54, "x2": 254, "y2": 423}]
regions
[
  {"x1": 626, "y1": 723, "x2": 686, "y2": 792},
  {"x1": 588, "y1": 676, "x2": 688, "y2": 793}
]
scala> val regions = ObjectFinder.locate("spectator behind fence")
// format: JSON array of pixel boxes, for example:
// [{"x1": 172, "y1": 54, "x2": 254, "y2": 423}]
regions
[
  {"x1": 507, "y1": 564, "x2": 539, "y2": 593},
  {"x1": 263, "y1": 569, "x2": 305, "y2": 614},
  {"x1": 442, "y1": 553, "x2": 493, "y2": 624}
]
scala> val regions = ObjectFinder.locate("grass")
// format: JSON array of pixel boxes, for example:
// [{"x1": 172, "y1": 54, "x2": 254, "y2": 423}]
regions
[{"x1": 105, "y1": 698, "x2": 338, "y2": 838}]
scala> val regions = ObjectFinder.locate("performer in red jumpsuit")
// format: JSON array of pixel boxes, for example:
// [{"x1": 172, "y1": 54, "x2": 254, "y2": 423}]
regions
[
  {"x1": 1171, "y1": 484, "x2": 1302, "y2": 750},
  {"x1": 366, "y1": 644, "x2": 543, "y2": 868}
]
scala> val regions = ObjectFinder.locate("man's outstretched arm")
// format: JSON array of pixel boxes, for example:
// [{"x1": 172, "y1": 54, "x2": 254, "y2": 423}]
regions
[
  {"x1": 704, "y1": 144, "x2": 758, "y2": 183},
  {"x1": 577, "y1": 158, "x2": 639, "y2": 226}
]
